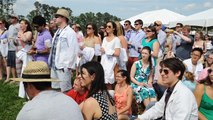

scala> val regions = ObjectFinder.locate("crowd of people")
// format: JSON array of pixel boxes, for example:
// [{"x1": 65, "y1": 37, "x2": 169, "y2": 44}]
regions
[{"x1": 0, "y1": 8, "x2": 213, "y2": 120}]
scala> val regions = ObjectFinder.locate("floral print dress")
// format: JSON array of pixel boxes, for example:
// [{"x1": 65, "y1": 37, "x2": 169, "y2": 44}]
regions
[{"x1": 131, "y1": 60, "x2": 156, "y2": 103}]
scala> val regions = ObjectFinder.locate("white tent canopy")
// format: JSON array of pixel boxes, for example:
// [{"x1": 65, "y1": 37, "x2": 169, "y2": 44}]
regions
[
  {"x1": 120, "y1": 9, "x2": 186, "y2": 27},
  {"x1": 169, "y1": 8, "x2": 213, "y2": 28}
]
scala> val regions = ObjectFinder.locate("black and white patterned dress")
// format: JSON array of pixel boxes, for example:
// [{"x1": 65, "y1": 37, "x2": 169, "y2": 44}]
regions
[{"x1": 92, "y1": 91, "x2": 117, "y2": 120}]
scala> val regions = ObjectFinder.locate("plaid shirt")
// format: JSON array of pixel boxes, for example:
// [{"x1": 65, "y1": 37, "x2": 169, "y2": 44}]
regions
[{"x1": 49, "y1": 31, "x2": 60, "y2": 70}]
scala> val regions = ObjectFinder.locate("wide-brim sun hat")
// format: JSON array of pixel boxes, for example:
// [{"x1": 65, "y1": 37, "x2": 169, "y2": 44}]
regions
[
  {"x1": 10, "y1": 61, "x2": 60, "y2": 82},
  {"x1": 55, "y1": 8, "x2": 69, "y2": 19}
]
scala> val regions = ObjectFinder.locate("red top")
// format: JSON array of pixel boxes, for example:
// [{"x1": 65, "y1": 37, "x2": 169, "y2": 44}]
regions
[{"x1": 66, "y1": 89, "x2": 88, "y2": 104}]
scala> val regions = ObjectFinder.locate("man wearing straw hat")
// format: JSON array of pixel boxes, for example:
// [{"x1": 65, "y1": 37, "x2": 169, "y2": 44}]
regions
[
  {"x1": 11, "y1": 61, "x2": 83, "y2": 120},
  {"x1": 49, "y1": 8, "x2": 79, "y2": 92}
]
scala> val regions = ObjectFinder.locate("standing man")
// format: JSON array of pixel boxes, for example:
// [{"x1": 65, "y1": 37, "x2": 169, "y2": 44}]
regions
[
  {"x1": 5, "y1": 14, "x2": 20, "y2": 82},
  {"x1": 171, "y1": 23, "x2": 183, "y2": 55},
  {"x1": 28, "y1": 15, "x2": 52, "y2": 64},
  {"x1": 11, "y1": 61, "x2": 83, "y2": 120},
  {"x1": 127, "y1": 19, "x2": 146, "y2": 72},
  {"x1": 138, "y1": 58, "x2": 198, "y2": 120},
  {"x1": 175, "y1": 25, "x2": 194, "y2": 60},
  {"x1": 154, "y1": 20, "x2": 166, "y2": 58},
  {"x1": 124, "y1": 20, "x2": 134, "y2": 41},
  {"x1": 49, "y1": 8, "x2": 79, "y2": 92}
]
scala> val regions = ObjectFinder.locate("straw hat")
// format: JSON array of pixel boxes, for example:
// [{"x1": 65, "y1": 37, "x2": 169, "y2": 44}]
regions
[
  {"x1": 10, "y1": 61, "x2": 60, "y2": 82},
  {"x1": 55, "y1": 8, "x2": 69, "y2": 19}
]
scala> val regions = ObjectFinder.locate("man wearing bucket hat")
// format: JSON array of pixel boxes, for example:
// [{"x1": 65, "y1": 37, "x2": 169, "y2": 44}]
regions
[
  {"x1": 49, "y1": 8, "x2": 79, "y2": 92},
  {"x1": 11, "y1": 61, "x2": 83, "y2": 120}
]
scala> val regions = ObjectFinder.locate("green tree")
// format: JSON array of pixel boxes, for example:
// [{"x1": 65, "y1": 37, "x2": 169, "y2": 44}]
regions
[
  {"x1": 27, "y1": 1, "x2": 73, "y2": 23},
  {"x1": 73, "y1": 12, "x2": 121, "y2": 33}
]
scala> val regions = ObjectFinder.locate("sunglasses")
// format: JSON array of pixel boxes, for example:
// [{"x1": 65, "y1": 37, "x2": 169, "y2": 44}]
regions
[
  {"x1": 106, "y1": 25, "x2": 112, "y2": 28},
  {"x1": 55, "y1": 15, "x2": 63, "y2": 18},
  {"x1": 154, "y1": 23, "x2": 160, "y2": 26},
  {"x1": 146, "y1": 30, "x2": 152, "y2": 32},
  {"x1": 134, "y1": 23, "x2": 139, "y2": 26},
  {"x1": 124, "y1": 24, "x2": 129, "y2": 26},
  {"x1": 208, "y1": 69, "x2": 213, "y2": 73},
  {"x1": 87, "y1": 27, "x2": 93, "y2": 30},
  {"x1": 159, "y1": 68, "x2": 170, "y2": 75}
]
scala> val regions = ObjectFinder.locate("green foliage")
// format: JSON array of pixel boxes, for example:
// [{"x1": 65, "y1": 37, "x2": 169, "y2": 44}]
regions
[
  {"x1": 0, "y1": 81, "x2": 25, "y2": 120},
  {"x1": 27, "y1": 1, "x2": 73, "y2": 23},
  {"x1": 73, "y1": 12, "x2": 121, "y2": 33}
]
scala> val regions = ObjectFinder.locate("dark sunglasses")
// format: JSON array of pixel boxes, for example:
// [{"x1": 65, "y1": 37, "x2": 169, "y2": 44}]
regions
[
  {"x1": 208, "y1": 69, "x2": 213, "y2": 73},
  {"x1": 154, "y1": 23, "x2": 160, "y2": 26},
  {"x1": 124, "y1": 24, "x2": 129, "y2": 26},
  {"x1": 146, "y1": 30, "x2": 152, "y2": 32},
  {"x1": 55, "y1": 15, "x2": 63, "y2": 18},
  {"x1": 106, "y1": 25, "x2": 112, "y2": 28},
  {"x1": 87, "y1": 27, "x2": 93, "y2": 30},
  {"x1": 134, "y1": 23, "x2": 139, "y2": 26},
  {"x1": 159, "y1": 68, "x2": 170, "y2": 75}
]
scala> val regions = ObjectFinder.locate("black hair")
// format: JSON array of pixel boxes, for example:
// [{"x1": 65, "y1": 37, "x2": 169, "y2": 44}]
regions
[
  {"x1": 80, "y1": 61, "x2": 109, "y2": 98},
  {"x1": 0, "y1": 18, "x2": 9, "y2": 29},
  {"x1": 191, "y1": 47, "x2": 203, "y2": 57},
  {"x1": 23, "y1": 82, "x2": 51, "y2": 91},
  {"x1": 142, "y1": 46, "x2": 153, "y2": 70},
  {"x1": 160, "y1": 58, "x2": 185, "y2": 80},
  {"x1": 106, "y1": 21, "x2": 117, "y2": 36},
  {"x1": 134, "y1": 19, "x2": 143, "y2": 26},
  {"x1": 117, "y1": 70, "x2": 131, "y2": 85},
  {"x1": 32, "y1": 15, "x2": 46, "y2": 26},
  {"x1": 85, "y1": 23, "x2": 98, "y2": 37},
  {"x1": 148, "y1": 24, "x2": 157, "y2": 40},
  {"x1": 176, "y1": 23, "x2": 183, "y2": 27},
  {"x1": 124, "y1": 20, "x2": 131, "y2": 25}
]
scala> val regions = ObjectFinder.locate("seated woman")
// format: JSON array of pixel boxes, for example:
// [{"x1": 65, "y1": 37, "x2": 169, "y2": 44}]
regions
[
  {"x1": 130, "y1": 46, "x2": 156, "y2": 107},
  {"x1": 194, "y1": 63, "x2": 213, "y2": 120},
  {"x1": 79, "y1": 61, "x2": 117, "y2": 120},
  {"x1": 114, "y1": 70, "x2": 133, "y2": 120},
  {"x1": 66, "y1": 74, "x2": 88, "y2": 104}
]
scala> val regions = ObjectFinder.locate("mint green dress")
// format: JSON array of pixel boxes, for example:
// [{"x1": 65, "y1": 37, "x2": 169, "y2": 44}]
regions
[
  {"x1": 199, "y1": 85, "x2": 213, "y2": 120},
  {"x1": 141, "y1": 38, "x2": 158, "y2": 66}
]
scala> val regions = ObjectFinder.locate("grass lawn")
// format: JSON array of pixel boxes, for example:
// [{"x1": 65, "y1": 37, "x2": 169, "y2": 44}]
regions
[{"x1": 0, "y1": 81, "x2": 25, "y2": 120}]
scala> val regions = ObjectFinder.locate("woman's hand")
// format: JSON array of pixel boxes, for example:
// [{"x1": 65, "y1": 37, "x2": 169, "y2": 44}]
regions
[{"x1": 100, "y1": 47, "x2": 105, "y2": 54}]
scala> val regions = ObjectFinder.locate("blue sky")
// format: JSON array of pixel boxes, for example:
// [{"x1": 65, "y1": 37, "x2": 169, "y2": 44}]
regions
[{"x1": 13, "y1": 0, "x2": 213, "y2": 20}]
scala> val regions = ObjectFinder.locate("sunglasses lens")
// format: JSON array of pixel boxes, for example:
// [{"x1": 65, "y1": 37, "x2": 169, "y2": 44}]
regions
[
  {"x1": 208, "y1": 69, "x2": 212, "y2": 73},
  {"x1": 160, "y1": 69, "x2": 169, "y2": 74}
]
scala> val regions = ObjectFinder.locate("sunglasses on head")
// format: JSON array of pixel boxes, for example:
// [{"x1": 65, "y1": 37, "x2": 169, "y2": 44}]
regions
[{"x1": 159, "y1": 68, "x2": 170, "y2": 75}]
